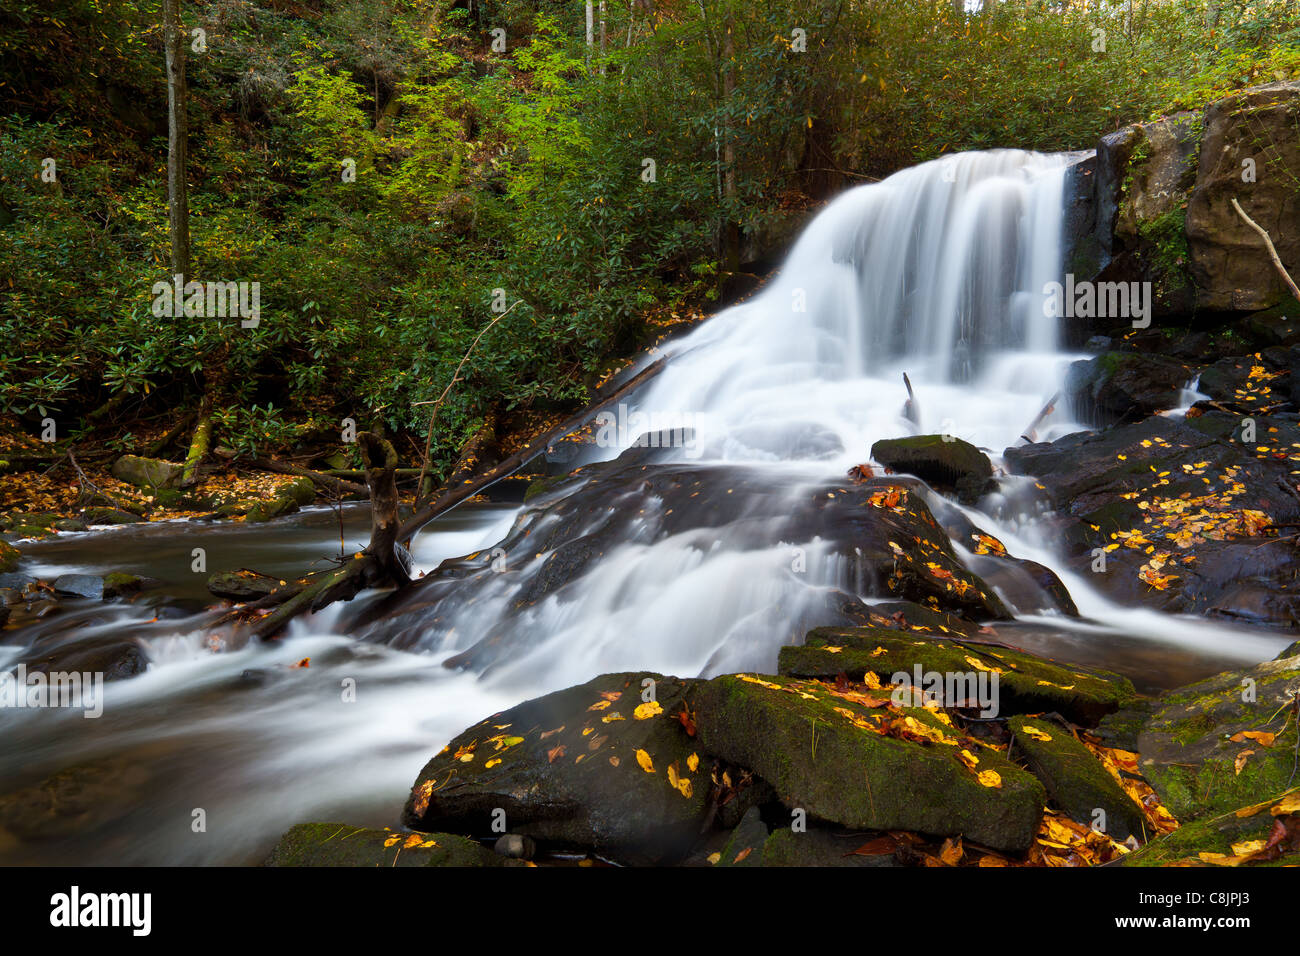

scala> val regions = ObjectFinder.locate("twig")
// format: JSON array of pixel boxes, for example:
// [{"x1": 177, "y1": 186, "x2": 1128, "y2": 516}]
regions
[{"x1": 1231, "y1": 198, "x2": 1300, "y2": 302}]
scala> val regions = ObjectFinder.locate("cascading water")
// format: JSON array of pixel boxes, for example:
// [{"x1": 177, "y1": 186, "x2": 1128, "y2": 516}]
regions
[{"x1": 2, "y1": 150, "x2": 1291, "y2": 865}]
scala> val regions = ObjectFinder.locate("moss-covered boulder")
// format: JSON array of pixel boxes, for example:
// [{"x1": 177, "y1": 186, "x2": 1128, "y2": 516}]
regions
[
  {"x1": 779, "y1": 626, "x2": 1137, "y2": 725},
  {"x1": 1, "y1": 512, "x2": 62, "y2": 539},
  {"x1": 264, "y1": 823, "x2": 516, "y2": 867},
  {"x1": 693, "y1": 673, "x2": 1045, "y2": 852},
  {"x1": 1121, "y1": 789, "x2": 1300, "y2": 867},
  {"x1": 110, "y1": 455, "x2": 184, "y2": 490},
  {"x1": 1137, "y1": 652, "x2": 1300, "y2": 822},
  {"x1": 207, "y1": 569, "x2": 282, "y2": 600},
  {"x1": 761, "y1": 826, "x2": 899, "y2": 867},
  {"x1": 402, "y1": 672, "x2": 710, "y2": 864},
  {"x1": 244, "y1": 496, "x2": 299, "y2": 523},
  {"x1": 870, "y1": 435, "x2": 993, "y2": 501},
  {"x1": 0, "y1": 540, "x2": 18, "y2": 573},
  {"x1": 1008, "y1": 715, "x2": 1146, "y2": 841},
  {"x1": 81, "y1": 507, "x2": 144, "y2": 525}
]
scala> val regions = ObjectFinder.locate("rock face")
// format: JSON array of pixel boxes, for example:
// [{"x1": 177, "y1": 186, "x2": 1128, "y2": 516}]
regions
[
  {"x1": 110, "y1": 455, "x2": 185, "y2": 490},
  {"x1": 1187, "y1": 82, "x2": 1300, "y2": 312},
  {"x1": 694, "y1": 673, "x2": 1045, "y2": 852},
  {"x1": 402, "y1": 672, "x2": 711, "y2": 864},
  {"x1": 1065, "y1": 352, "x2": 1194, "y2": 427},
  {"x1": 1137, "y1": 650, "x2": 1300, "y2": 822},
  {"x1": 1062, "y1": 80, "x2": 1300, "y2": 330}
]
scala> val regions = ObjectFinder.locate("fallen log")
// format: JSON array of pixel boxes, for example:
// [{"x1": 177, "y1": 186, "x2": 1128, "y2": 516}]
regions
[{"x1": 213, "y1": 449, "x2": 367, "y2": 496}]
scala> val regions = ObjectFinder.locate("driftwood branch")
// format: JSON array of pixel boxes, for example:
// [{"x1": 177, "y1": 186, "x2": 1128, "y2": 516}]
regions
[
  {"x1": 1231, "y1": 198, "x2": 1300, "y2": 303},
  {"x1": 398, "y1": 357, "x2": 667, "y2": 541}
]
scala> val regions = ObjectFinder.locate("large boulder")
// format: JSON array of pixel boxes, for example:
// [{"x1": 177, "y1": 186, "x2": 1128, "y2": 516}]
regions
[
  {"x1": 402, "y1": 672, "x2": 711, "y2": 863},
  {"x1": 110, "y1": 455, "x2": 185, "y2": 491},
  {"x1": 693, "y1": 673, "x2": 1045, "y2": 852},
  {"x1": 1065, "y1": 351, "x2": 1196, "y2": 427},
  {"x1": 1186, "y1": 81, "x2": 1300, "y2": 312},
  {"x1": 778, "y1": 626, "x2": 1136, "y2": 726},
  {"x1": 1137, "y1": 649, "x2": 1300, "y2": 822}
]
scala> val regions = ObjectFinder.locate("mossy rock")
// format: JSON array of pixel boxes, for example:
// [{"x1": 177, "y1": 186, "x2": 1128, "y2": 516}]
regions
[
  {"x1": 1121, "y1": 788, "x2": 1300, "y2": 866},
  {"x1": 207, "y1": 569, "x2": 282, "y2": 600},
  {"x1": 402, "y1": 672, "x2": 710, "y2": 864},
  {"x1": 1008, "y1": 715, "x2": 1146, "y2": 841},
  {"x1": 110, "y1": 454, "x2": 184, "y2": 490},
  {"x1": 870, "y1": 435, "x2": 992, "y2": 500},
  {"x1": 81, "y1": 507, "x2": 145, "y2": 525},
  {"x1": 1137, "y1": 655, "x2": 1300, "y2": 822},
  {"x1": 761, "y1": 826, "x2": 898, "y2": 867},
  {"x1": 0, "y1": 540, "x2": 18, "y2": 573},
  {"x1": 281, "y1": 477, "x2": 317, "y2": 507},
  {"x1": 1091, "y1": 699, "x2": 1156, "y2": 751},
  {"x1": 779, "y1": 626, "x2": 1137, "y2": 725},
  {"x1": 2, "y1": 512, "x2": 62, "y2": 539},
  {"x1": 102, "y1": 572, "x2": 143, "y2": 598},
  {"x1": 244, "y1": 497, "x2": 300, "y2": 523},
  {"x1": 523, "y1": 473, "x2": 571, "y2": 502},
  {"x1": 263, "y1": 823, "x2": 516, "y2": 867},
  {"x1": 693, "y1": 673, "x2": 1045, "y2": 853}
]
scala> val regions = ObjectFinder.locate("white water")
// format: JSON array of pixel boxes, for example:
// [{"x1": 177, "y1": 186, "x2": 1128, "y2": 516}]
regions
[{"x1": 2, "y1": 150, "x2": 1290, "y2": 864}]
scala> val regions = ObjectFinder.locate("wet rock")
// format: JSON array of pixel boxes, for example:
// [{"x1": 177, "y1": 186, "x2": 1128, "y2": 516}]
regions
[
  {"x1": 51, "y1": 574, "x2": 104, "y2": 600},
  {"x1": 1065, "y1": 352, "x2": 1196, "y2": 427},
  {"x1": 402, "y1": 672, "x2": 710, "y2": 864},
  {"x1": 716, "y1": 806, "x2": 768, "y2": 867},
  {"x1": 244, "y1": 497, "x2": 299, "y2": 523},
  {"x1": 693, "y1": 673, "x2": 1045, "y2": 852},
  {"x1": 870, "y1": 435, "x2": 993, "y2": 502},
  {"x1": 0, "y1": 573, "x2": 33, "y2": 592},
  {"x1": 778, "y1": 626, "x2": 1136, "y2": 725},
  {"x1": 207, "y1": 569, "x2": 282, "y2": 601},
  {"x1": 15, "y1": 634, "x2": 149, "y2": 682},
  {"x1": 50, "y1": 518, "x2": 87, "y2": 533},
  {"x1": 264, "y1": 823, "x2": 515, "y2": 867},
  {"x1": 761, "y1": 826, "x2": 899, "y2": 867},
  {"x1": 1004, "y1": 414, "x2": 1300, "y2": 627},
  {"x1": 1008, "y1": 715, "x2": 1146, "y2": 841},
  {"x1": 0, "y1": 541, "x2": 17, "y2": 573},
  {"x1": 1121, "y1": 788, "x2": 1300, "y2": 867},
  {"x1": 492, "y1": 833, "x2": 536, "y2": 860},
  {"x1": 102, "y1": 572, "x2": 145, "y2": 599},
  {"x1": 110, "y1": 454, "x2": 185, "y2": 490},
  {"x1": 1137, "y1": 653, "x2": 1300, "y2": 822},
  {"x1": 81, "y1": 507, "x2": 144, "y2": 525}
]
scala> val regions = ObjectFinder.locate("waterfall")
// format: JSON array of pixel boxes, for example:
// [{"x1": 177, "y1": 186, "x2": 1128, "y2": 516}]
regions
[{"x1": 351, "y1": 149, "x2": 1093, "y2": 696}]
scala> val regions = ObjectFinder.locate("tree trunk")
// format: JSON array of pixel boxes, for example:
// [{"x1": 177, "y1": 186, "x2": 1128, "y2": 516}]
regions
[
  {"x1": 359, "y1": 431, "x2": 410, "y2": 586},
  {"x1": 163, "y1": 0, "x2": 189, "y2": 282}
]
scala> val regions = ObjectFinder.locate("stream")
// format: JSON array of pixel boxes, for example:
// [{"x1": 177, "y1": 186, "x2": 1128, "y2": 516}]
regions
[{"x1": 1, "y1": 149, "x2": 1292, "y2": 865}]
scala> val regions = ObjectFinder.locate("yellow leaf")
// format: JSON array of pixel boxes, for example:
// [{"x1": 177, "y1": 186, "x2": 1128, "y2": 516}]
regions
[
  {"x1": 634, "y1": 701, "x2": 663, "y2": 720},
  {"x1": 687, "y1": 753, "x2": 699, "y2": 772},
  {"x1": 977, "y1": 770, "x2": 1003, "y2": 789},
  {"x1": 635, "y1": 749, "x2": 655, "y2": 773},
  {"x1": 1020, "y1": 725, "x2": 1053, "y2": 742}
]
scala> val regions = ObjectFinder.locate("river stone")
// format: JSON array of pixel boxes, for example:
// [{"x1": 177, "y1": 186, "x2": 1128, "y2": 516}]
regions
[
  {"x1": 15, "y1": 635, "x2": 149, "y2": 682},
  {"x1": 1007, "y1": 715, "x2": 1146, "y2": 841},
  {"x1": 1137, "y1": 652, "x2": 1300, "y2": 822},
  {"x1": 1120, "y1": 787, "x2": 1300, "y2": 867},
  {"x1": 402, "y1": 672, "x2": 710, "y2": 863},
  {"x1": 870, "y1": 435, "x2": 992, "y2": 501},
  {"x1": 207, "y1": 569, "x2": 282, "y2": 600},
  {"x1": 778, "y1": 626, "x2": 1136, "y2": 725},
  {"x1": 693, "y1": 673, "x2": 1045, "y2": 852},
  {"x1": 82, "y1": 507, "x2": 144, "y2": 525},
  {"x1": 244, "y1": 497, "x2": 299, "y2": 523},
  {"x1": 263, "y1": 823, "x2": 515, "y2": 867},
  {"x1": 110, "y1": 454, "x2": 184, "y2": 490},
  {"x1": 51, "y1": 574, "x2": 104, "y2": 600},
  {"x1": 0, "y1": 760, "x2": 151, "y2": 841},
  {"x1": 0, "y1": 541, "x2": 18, "y2": 573}
]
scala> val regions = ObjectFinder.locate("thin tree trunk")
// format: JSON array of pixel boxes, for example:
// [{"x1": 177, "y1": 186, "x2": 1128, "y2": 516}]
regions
[{"x1": 164, "y1": 0, "x2": 189, "y2": 282}]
